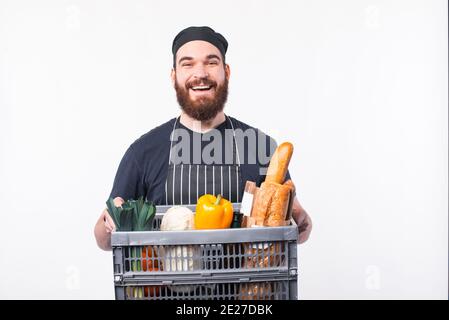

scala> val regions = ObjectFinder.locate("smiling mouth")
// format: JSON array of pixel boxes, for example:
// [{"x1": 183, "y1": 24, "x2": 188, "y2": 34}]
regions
[{"x1": 190, "y1": 85, "x2": 214, "y2": 92}]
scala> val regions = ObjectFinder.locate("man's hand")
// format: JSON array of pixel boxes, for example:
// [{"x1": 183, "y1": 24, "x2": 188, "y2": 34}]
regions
[
  {"x1": 291, "y1": 196, "x2": 312, "y2": 244},
  {"x1": 95, "y1": 196, "x2": 124, "y2": 250},
  {"x1": 103, "y1": 197, "x2": 124, "y2": 233},
  {"x1": 103, "y1": 210, "x2": 116, "y2": 233}
]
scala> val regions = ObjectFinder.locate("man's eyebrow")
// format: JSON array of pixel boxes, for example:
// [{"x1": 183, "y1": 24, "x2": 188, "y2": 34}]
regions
[
  {"x1": 178, "y1": 56, "x2": 193, "y2": 64},
  {"x1": 178, "y1": 54, "x2": 221, "y2": 65},
  {"x1": 206, "y1": 54, "x2": 221, "y2": 61}
]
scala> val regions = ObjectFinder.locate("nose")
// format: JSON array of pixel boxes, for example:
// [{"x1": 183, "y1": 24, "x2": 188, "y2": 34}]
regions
[{"x1": 192, "y1": 64, "x2": 209, "y2": 79}]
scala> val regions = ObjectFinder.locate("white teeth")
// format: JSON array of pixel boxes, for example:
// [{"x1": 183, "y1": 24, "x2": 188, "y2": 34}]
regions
[{"x1": 191, "y1": 85, "x2": 211, "y2": 90}]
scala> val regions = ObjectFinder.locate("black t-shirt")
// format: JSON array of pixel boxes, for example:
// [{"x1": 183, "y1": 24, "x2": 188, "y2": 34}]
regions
[{"x1": 109, "y1": 116, "x2": 291, "y2": 204}]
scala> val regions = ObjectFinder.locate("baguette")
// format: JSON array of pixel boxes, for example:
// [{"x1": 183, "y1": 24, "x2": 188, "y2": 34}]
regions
[
  {"x1": 250, "y1": 142, "x2": 295, "y2": 227},
  {"x1": 264, "y1": 181, "x2": 292, "y2": 227},
  {"x1": 251, "y1": 183, "x2": 276, "y2": 226},
  {"x1": 250, "y1": 180, "x2": 295, "y2": 227},
  {"x1": 283, "y1": 179, "x2": 296, "y2": 221},
  {"x1": 265, "y1": 142, "x2": 294, "y2": 185},
  {"x1": 283, "y1": 179, "x2": 296, "y2": 194}
]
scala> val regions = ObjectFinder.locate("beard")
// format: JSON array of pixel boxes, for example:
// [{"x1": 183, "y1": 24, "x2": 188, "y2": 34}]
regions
[{"x1": 175, "y1": 77, "x2": 229, "y2": 121}]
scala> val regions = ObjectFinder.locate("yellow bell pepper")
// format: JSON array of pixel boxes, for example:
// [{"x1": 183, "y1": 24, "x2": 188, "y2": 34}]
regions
[{"x1": 195, "y1": 194, "x2": 234, "y2": 229}]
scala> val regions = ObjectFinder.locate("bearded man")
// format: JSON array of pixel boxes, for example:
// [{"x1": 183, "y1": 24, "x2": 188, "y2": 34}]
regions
[{"x1": 94, "y1": 26, "x2": 312, "y2": 251}]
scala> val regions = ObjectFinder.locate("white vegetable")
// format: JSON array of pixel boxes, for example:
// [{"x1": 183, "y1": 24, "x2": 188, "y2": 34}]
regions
[
  {"x1": 159, "y1": 206, "x2": 199, "y2": 293},
  {"x1": 160, "y1": 206, "x2": 195, "y2": 232}
]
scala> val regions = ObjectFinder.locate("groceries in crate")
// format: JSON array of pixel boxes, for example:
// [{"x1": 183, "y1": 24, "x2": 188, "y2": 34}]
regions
[
  {"x1": 106, "y1": 196, "x2": 156, "y2": 232},
  {"x1": 160, "y1": 206, "x2": 195, "y2": 231},
  {"x1": 142, "y1": 250, "x2": 161, "y2": 297},
  {"x1": 250, "y1": 179, "x2": 296, "y2": 227},
  {"x1": 159, "y1": 205, "x2": 200, "y2": 292},
  {"x1": 194, "y1": 194, "x2": 234, "y2": 229},
  {"x1": 143, "y1": 285, "x2": 159, "y2": 298},
  {"x1": 241, "y1": 142, "x2": 296, "y2": 228},
  {"x1": 159, "y1": 206, "x2": 199, "y2": 272},
  {"x1": 244, "y1": 242, "x2": 284, "y2": 268},
  {"x1": 126, "y1": 282, "x2": 160, "y2": 299},
  {"x1": 106, "y1": 196, "x2": 161, "y2": 292},
  {"x1": 239, "y1": 282, "x2": 273, "y2": 300},
  {"x1": 237, "y1": 142, "x2": 295, "y2": 299},
  {"x1": 106, "y1": 194, "x2": 236, "y2": 232},
  {"x1": 141, "y1": 246, "x2": 158, "y2": 271},
  {"x1": 239, "y1": 242, "x2": 287, "y2": 299}
]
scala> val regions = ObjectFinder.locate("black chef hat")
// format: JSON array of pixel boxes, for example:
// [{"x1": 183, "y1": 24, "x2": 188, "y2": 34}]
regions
[{"x1": 172, "y1": 26, "x2": 228, "y2": 67}]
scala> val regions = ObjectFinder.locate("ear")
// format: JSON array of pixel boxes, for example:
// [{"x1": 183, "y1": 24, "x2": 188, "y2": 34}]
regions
[
  {"x1": 170, "y1": 68, "x2": 176, "y2": 88},
  {"x1": 225, "y1": 64, "x2": 231, "y2": 81}
]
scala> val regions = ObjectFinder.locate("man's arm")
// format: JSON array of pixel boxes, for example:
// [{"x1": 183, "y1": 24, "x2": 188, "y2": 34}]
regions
[
  {"x1": 291, "y1": 196, "x2": 312, "y2": 244},
  {"x1": 94, "y1": 197, "x2": 124, "y2": 251}
]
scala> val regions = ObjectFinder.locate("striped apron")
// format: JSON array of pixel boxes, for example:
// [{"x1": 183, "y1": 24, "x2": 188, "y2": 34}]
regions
[{"x1": 164, "y1": 115, "x2": 242, "y2": 205}]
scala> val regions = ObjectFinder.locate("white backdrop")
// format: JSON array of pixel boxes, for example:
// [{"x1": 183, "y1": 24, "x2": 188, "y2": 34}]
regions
[{"x1": 0, "y1": 0, "x2": 447, "y2": 300}]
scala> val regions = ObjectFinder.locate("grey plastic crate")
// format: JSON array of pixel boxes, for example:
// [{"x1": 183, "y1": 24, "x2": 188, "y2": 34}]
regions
[
  {"x1": 115, "y1": 277, "x2": 297, "y2": 300},
  {"x1": 111, "y1": 203, "x2": 298, "y2": 300}
]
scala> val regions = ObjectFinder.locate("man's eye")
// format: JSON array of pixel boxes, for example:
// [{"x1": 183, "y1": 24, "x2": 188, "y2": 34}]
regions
[
  {"x1": 182, "y1": 63, "x2": 192, "y2": 67},
  {"x1": 209, "y1": 61, "x2": 218, "y2": 65}
]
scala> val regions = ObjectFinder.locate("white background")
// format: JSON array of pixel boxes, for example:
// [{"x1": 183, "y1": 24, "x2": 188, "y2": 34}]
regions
[{"x1": 0, "y1": 0, "x2": 447, "y2": 299}]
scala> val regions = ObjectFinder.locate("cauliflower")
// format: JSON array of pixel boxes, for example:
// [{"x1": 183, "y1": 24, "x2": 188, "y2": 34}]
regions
[
  {"x1": 160, "y1": 206, "x2": 195, "y2": 232},
  {"x1": 159, "y1": 206, "x2": 199, "y2": 293}
]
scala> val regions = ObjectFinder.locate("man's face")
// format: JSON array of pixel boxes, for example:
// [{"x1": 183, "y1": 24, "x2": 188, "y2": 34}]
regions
[{"x1": 172, "y1": 40, "x2": 230, "y2": 121}]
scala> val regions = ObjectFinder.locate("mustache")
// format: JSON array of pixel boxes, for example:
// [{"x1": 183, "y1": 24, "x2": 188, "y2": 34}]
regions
[{"x1": 186, "y1": 78, "x2": 217, "y2": 89}]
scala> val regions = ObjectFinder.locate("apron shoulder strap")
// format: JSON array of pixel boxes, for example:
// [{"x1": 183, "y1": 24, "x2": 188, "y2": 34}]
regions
[
  {"x1": 168, "y1": 116, "x2": 180, "y2": 165},
  {"x1": 226, "y1": 115, "x2": 241, "y2": 167}
]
